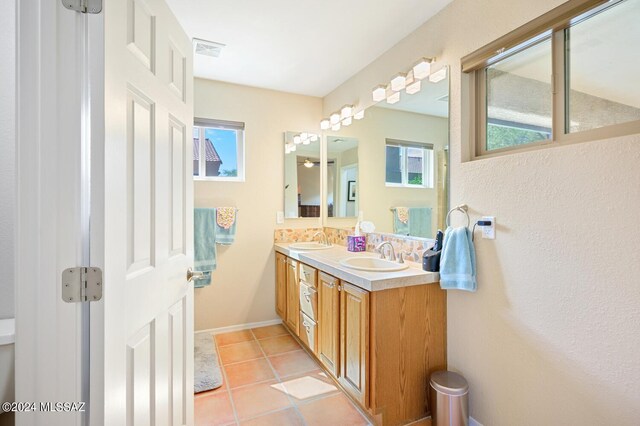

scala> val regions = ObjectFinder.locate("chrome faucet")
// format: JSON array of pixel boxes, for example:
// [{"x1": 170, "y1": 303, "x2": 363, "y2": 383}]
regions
[
  {"x1": 313, "y1": 231, "x2": 329, "y2": 246},
  {"x1": 375, "y1": 241, "x2": 396, "y2": 261}
]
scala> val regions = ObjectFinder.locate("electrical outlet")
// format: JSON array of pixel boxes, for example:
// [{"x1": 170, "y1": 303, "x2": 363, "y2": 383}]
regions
[
  {"x1": 482, "y1": 216, "x2": 495, "y2": 239},
  {"x1": 276, "y1": 211, "x2": 284, "y2": 224}
]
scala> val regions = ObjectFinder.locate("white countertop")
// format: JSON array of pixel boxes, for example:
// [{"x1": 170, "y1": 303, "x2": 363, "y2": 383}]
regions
[{"x1": 274, "y1": 243, "x2": 439, "y2": 292}]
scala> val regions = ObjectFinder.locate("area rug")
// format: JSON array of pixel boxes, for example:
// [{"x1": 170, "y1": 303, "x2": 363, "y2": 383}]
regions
[{"x1": 194, "y1": 332, "x2": 223, "y2": 393}]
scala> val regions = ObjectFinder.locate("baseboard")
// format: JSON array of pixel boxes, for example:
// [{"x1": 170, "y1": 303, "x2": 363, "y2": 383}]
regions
[
  {"x1": 469, "y1": 416, "x2": 483, "y2": 426},
  {"x1": 195, "y1": 318, "x2": 283, "y2": 335}
]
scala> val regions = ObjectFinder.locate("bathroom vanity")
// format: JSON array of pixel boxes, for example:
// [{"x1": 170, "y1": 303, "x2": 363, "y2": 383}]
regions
[{"x1": 274, "y1": 243, "x2": 447, "y2": 426}]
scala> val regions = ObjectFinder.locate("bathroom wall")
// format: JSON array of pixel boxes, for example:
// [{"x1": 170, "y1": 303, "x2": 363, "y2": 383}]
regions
[
  {"x1": 193, "y1": 78, "x2": 322, "y2": 331},
  {"x1": 324, "y1": 1, "x2": 640, "y2": 424},
  {"x1": 0, "y1": 0, "x2": 15, "y2": 320}
]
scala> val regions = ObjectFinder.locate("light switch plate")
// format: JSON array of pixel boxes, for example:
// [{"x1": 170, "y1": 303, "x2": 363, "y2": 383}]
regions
[
  {"x1": 276, "y1": 211, "x2": 284, "y2": 224},
  {"x1": 482, "y1": 216, "x2": 495, "y2": 239}
]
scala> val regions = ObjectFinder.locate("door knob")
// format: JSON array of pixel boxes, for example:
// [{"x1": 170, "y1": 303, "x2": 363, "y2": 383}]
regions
[{"x1": 186, "y1": 267, "x2": 204, "y2": 282}]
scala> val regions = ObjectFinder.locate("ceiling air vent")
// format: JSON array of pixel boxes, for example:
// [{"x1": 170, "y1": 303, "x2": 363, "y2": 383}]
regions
[{"x1": 193, "y1": 38, "x2": 225, "y2": 58}]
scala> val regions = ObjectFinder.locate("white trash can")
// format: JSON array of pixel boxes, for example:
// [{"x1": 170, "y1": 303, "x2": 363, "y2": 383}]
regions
[{"x1": 430, "y1": 371, "x2": 469, "y2": 426}]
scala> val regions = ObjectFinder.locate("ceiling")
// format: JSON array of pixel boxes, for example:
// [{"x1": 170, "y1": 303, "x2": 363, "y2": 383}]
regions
[{"x1": 165, "y1": 0, "x2": 453, "y2": 97}]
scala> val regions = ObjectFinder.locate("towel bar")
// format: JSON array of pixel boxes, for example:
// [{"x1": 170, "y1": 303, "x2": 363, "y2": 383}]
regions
[{"x1": 445, "y1": 204, "x2": 470, "y2": 228}]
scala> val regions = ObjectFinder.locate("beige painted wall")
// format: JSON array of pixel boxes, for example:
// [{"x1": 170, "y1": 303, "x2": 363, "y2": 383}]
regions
[
  {"x1": 325, "y1": 106, "x2": 448, "y2": 234},
  {"x1": 194, "y1": 78, "x2": 322, "y2": 331},
  {"x1": 324, "y1": 0, "x2": 640, "y2": 424}
]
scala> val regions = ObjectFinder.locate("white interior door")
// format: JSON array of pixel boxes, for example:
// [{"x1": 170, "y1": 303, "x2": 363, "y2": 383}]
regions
[{"x1": 92, "y1": 0, "x2": 194, "y2": 424}]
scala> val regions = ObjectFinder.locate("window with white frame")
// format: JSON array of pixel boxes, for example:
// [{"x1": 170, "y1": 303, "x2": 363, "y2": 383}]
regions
[
  {"x1": 385, "y1": 139, "x2": 434, "y2": 188},
  {"x1": 464, "y1": 0, "x2": 640, "y2": 157},
  {"x1": 193, "y1": 118, "x2": 245, "y2": 181}
]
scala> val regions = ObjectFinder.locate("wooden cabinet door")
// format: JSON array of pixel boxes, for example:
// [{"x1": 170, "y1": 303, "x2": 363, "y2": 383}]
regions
[
  {"x1": 275, "y1": 253, "x2": 287, "y2": 319},
  {"x1": 285, "y1": 258, "x2": 300, "y2": 335},
  {"x1": 339, "y1": 282, "x2": 370, "y2": 407},
  {"x1": 317, "y1": 272, "x2": 340, "y2": 377}
]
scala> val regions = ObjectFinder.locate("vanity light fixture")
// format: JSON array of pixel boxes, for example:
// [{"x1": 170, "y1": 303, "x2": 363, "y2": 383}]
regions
[
  {"x1": 406, "y1": 80, "x2": 421, "y2": 95},
  {"x1": 372, "y1": 85, "x2": 387, "y2": 102},
  {"x1": 341, "y1": 105, "x2": 353, "y2": 119},
  {"x1": 320, "y1": 119, "x2": 330, "y2": 130},
  {"x1": 354, "y1": 109, "x2": 365, "y2": 120},
  {"x1": 330, "y1": 112, "x2": 341, "y2": 125},
  {"x1": 386, "y1": 91, "x2": 400, "y2": 104},
  {"x1": 413, "y1": 57, "x2": 433, "y2": 80},
  {"x1": 293, "y1": 135, "x2": 302, "y2": 144},
  {"x1": 429, "y1": 67, "x2": 447, "y2": 83},
  {"x1": 331, "y1": 122, "x2": 341, "y2": 131},
  {"x1": 304, "y1": 159, "x2": 314, "y2": 168},
  {"x1": 342, "y1": 116, "x2": 352, "y2": 126},
  {"x1": 390, "y1": 73, "x2": 407, "y2": 92}
]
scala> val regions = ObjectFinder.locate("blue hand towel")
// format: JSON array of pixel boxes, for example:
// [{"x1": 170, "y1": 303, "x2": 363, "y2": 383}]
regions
[
  {"x1": 194, "y1": 208, "x2": 217, "y2": 288},
  {"x1": 408, "y1": 207, "x2": 432, "y2": 238},
  {"x1": 215, "y1": 207, "x2": 237, "y2": 245},
  {"x1": 440, "y1": 226, "x2": 477, "y2": 292}
]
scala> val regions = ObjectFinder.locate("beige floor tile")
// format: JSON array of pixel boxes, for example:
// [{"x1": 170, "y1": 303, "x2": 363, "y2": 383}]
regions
[
  {"x1": 230, "y1": 380, "x2": 292, "y2": 420},
  {"x1": 219, "y1": 341, "x2": 264, "y2": 365},
  {"x1": 195, "y1": 392, "x2": 236, "y2": 426},
  {"x1": 257, "y1": 335, "x2": 300, "y2": 356},
  {"x1": 298, "y1": 393, "x2": 369, "y2": 426},
  {"x1": 215, "y1": 330, "x2": 255, "y2": 347},
  {"x1": 268, "y1": 350, "x2": 317, "y2": 378},
  {"x1": 251, "y1": 324, "x2": 289, "y2": 340},
  {"x1": 225, "y1": 358, "x2": 275, "y2": 388},
  {"x1": 239, "y1": 408, "x2": 304, "y2": 426}
]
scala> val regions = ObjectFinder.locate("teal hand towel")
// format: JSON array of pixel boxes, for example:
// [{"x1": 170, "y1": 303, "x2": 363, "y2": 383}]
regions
[
  {"x1": 194, "y1": 208, "x2": 217, "y2": 287},
  {"x1": 393, "y1": 210, "x2": 410, "y2": 235},
  {"x1": 408, "y1": 207, "x2": 432, "y2": 238},
  {"x1": 215, "y1": 207, "x2": 237, "y2": 245},
  {"x1": 440, "y1": 226, "x2": 477, "y2": 292}
]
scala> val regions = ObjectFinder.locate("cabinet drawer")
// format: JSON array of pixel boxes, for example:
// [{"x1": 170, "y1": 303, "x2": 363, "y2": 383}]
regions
[
  {"x1": 299, "y1": 311, "x2": 317, "y2": 354},
  {"x1": 299, "y1": 281, "x2": 318, "y2": 321},
  {"x1": 299, "y1": 263, "x2": 317, "y2": 287}
]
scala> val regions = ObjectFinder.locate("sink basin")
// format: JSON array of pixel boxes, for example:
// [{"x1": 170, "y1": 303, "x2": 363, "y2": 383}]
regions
[
  {"x1": 289, "y1": 242, "x2": 333, "y2": 251},
  {"x1": 339, "y1": 256, "x2": 409, "y2": 272}
]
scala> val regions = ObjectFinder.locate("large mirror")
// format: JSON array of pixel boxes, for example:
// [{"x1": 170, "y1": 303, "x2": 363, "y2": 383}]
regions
[
  {"x1": 326, "y1": 136, "x2": 359, "y2": 218},
  {"x1": 323, "y1": 68, "x2": 449, "y2": 238},
  {"x1": 283, "y1": 131, "x2": 322, "y2": 218}
]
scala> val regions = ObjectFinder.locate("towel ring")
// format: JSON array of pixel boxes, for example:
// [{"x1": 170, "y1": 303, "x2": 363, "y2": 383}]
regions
[{"x1": 446, "y1": 204, "x2": 470, "y2": 228}]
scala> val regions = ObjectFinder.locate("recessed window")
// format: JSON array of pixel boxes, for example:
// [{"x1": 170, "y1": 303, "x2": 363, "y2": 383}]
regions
[
  {"x1": 485, "y1": 37, "x2": 552, "y2": 151},
  {"x1": 193, "y1": 118, "x2": 245, "y2": 181},
  {"x1": 385, "y1": 139, "x2": 433, "y2": 188},
  {"x1": 565, "y1": 0, "x2": 640, "y2": 133},
  {"x1": 465, "y1": 0, "x2": 640, "y2": 157}
]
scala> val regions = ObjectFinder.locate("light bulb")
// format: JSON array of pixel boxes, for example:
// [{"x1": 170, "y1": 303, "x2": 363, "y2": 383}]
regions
[
  {"x1": 320, "y1": 119, "x2": 330, "y2": 130},
  {"x1": 330, "y1": 112, "x2": 341, "y2": 125},
  {"x1": 406, "y1": 80, "x2": 421, "y2": 95},
  {"x1": 372, "y1": 85, "x2": 386, "y2": 102},
  {"x1": 413, "y1": 58, "x2": 433, "y2": 80},
  {"x1": 341, "y1": 105, "x2": 353, "y2": 119},
  {"x1": 304, "y1": 159, "x2": 314, "y2": 168},
  {"x1": 331, "y1": 122, "x2": 341, "y2": 131},
  {"x1": 429, "y1": 67, "x2": 447, "y2": 83},
  {"x1": 354, "y1": 110, "x2": 365, "y2": 120},
  {"x1": 342, "y1": 116, "x2": 352, "y2": 126},
  {"x1": 293, "y1": 135, "x2": 302, "y2": 144},
  {"x1": 390, "y1": 73, "x2": 407, "y2": 92},
  {"x1": 387, "y1": 92, "x2": 400, "y2": 104}
]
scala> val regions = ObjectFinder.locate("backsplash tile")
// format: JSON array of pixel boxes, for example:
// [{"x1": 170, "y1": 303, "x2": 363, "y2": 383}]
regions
[
  {"x1": 273, "y1": 228, "x2": 322, "y2": 243},
  {"x1": 274, "y1": 227, "x2": 436, "y2": 262},
  {"x1": 365, "y1": 233, "x2": 436, "y2": 263}
]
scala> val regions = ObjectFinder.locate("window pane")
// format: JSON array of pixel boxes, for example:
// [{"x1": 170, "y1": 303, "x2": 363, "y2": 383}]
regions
[
  {"x1": 566, "y1": 0, "x2": 640, "y2": 133},
  {"x1": 204, "y1": 128, "x2": 238, "y2": 177},
  {"x1": 385, "y1": 146, "x2": 402, "y2": 184},
  {"x1": 486, "y1": 38, "x2": 552, "y2": 151},
  {"x1": 192, "y1": 131, "x2": 200, "y2": 177},
  {"x1": 406, "y1": 147, "x2": 424, "y2": 185}
]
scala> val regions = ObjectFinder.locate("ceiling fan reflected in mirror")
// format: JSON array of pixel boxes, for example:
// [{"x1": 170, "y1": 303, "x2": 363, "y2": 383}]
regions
[{"x1": 297, "y1": 158, "x2": 335, "y2": 168}]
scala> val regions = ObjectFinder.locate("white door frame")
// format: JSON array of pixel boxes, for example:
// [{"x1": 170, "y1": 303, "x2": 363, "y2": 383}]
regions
[{"x1": 15, "y1": 1, "x2": 93, "y2": 425}]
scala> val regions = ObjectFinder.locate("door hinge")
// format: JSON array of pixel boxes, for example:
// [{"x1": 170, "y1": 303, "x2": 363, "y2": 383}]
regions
[
  {"x1": 62, "y1": 267, "x2": 103, "y2": 303},
  {"x1": 62, "y1": 0, "x2": 102, "y2": 14}
]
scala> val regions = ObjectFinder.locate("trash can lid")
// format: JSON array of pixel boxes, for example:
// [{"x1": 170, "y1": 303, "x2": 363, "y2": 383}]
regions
[{"x1": 430, "y1": 371, "x2": 469, "y2": 396}]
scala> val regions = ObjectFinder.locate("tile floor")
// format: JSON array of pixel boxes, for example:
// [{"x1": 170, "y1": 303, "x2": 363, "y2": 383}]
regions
[{"x1": 194, "y1": 324, "x2": 372, "y2": 426}]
